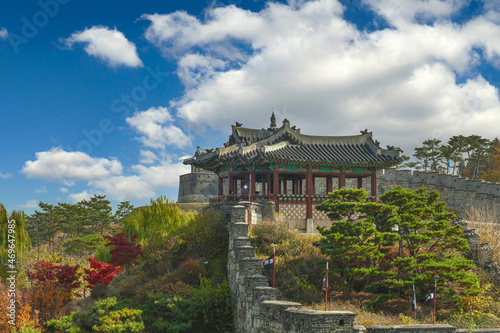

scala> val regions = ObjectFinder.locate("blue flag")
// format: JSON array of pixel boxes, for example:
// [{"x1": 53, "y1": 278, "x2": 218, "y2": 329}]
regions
[
  {"x1": 322, "y1": 272, "x2": 328, "y2": 291},
  {"x1": 412, "y1": 289, "x2": 417, "y2": 311},
  {"x1": 263, "y1": 254, "x2": 274, "y2": 269},
  {"x1": 241, "y1": 181, "x2": 250, "y2": 194}
]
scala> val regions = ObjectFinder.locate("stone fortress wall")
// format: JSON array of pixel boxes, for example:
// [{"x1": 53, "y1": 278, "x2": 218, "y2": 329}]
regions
[
  {"x1": 178, "y1": 168, "x2": 500, "y2": 216},
  {"x1": 177, "y1": 172, "x2": 218, "y2": 203},
  {"x1": 227, "y1": 204, "x2": 359, "y2": 333},
  {"x1": 377, "y1": 168, "x2": 500, "y2": 213}
]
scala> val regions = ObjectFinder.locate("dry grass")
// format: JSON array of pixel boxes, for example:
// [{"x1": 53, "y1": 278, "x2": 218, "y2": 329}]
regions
[
  {"x1": 462, "y1": 205, "x2": 500, "y2": 262},
  {"x1": 308, "y1": 300, "x2": 414, "y2": 327},
  {"x1": 462, "y1": 205, "x2": 500, "y2": 223}
]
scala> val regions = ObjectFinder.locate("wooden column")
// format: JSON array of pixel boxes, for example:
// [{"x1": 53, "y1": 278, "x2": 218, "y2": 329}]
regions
[
  {"x1": 262, "y1": 173, "x2": 266, "y2": 196},
  {"x1": 306, "y1": 170, "x2": 313, "y2": 219},
  {"x1": 218, "y1": 176, "x2": 223, "y2": 196},
  {"x1": 273, "y1": 170, "x2": 279, "y2": 194},
  {"x1": 371, "y1": 172, "x2": 377, "y2": 199},
  {"x1": 250, "y1": 170, "x2": 256, "y2": 197},
  {"x1": 273, "y1": 169, "x2": 279, "y2": 212},
  {"x1": 228, "y1": 173, "x2": 234, "y2": 195},
  {"x1": 357, "y1": 177, "x2": 363, "y2": 189},
  {"x1": 339, "y1": 171, "x2": 346, "y2": 189},
  {"x1": 327, "y1": 175, "x2": 332, "y2": 194}
]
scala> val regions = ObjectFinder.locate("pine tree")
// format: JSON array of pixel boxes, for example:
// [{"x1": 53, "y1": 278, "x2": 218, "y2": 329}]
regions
[{"x1": 315, "y1": 187, "x2": 480, "y2": 299}]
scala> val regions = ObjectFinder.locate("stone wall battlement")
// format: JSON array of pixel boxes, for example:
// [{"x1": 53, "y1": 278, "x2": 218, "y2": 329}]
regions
[
  {"x1": 227, "y1": 204, "x2": 356, "y2": 333},
  {"x1": 378, "y1": 169, "x2": 500, "y2": 213}
]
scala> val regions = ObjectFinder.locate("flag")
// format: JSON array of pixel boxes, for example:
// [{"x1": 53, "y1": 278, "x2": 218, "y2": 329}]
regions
[
  {"x1": 411, "y1": 288, "x2": 417, "y2": 311},
  {"x1": 322, "y1": 272, "x2": 328, "y2": 290},
  {"x1": 424, "y1": 290, "x2": 435, "y2": 307},
  {"x1": 241, "y1": 181, "x2": 250, "y2": 194},
  {"x1": 263, "y1": 254, "x2": 274, "y2": 269}
]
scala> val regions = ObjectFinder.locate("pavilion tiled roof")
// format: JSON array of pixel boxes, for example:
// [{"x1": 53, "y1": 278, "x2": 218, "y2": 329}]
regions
[{"x1": 184, "y1": 115, "x2": 401, "y2": 170}]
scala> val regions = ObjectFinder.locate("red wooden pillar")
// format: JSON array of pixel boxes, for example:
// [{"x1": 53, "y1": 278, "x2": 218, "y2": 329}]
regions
[
  {"x1": 218, "y1": 176, "x2": 223, "y2": 196},
  {"x1": 357, "y1": 177, "x2": 363, "y2": 189},
  {"x1": 371, "y1": 172, "x2": 377, "y2": 199},
  {"x1": 339, "y1": 171, "x2": 346, "y2": 189},
  {"x1": 250, "y1": 170, "x2": 256, "y2": 197},
  {"x1": 262, "y1": 173, "x2": 266, "y2": 196},
  {"x1": 306, "y1": 170, "x2": 313, "y2": 219},
  {"x1": 326, "y1": 176, "x2": 332, "y2": 194},
  {"x1": 228, "y1": 173, "x2": 234, "y2": 195},
  {"x1": 273, "y1": 169, "x2": 280, "y2": 212}
]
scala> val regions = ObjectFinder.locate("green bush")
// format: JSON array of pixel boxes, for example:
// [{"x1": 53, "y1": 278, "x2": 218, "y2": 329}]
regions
[
  {"x1": 47, "y1": 297, "x2": 143, "y2": 333},
  {"x1": 139, "y1": 276, "x2": 232, "y2": 333},
  {"x1": 122, "y1": 196, "x2": 194, "y2": 251}
]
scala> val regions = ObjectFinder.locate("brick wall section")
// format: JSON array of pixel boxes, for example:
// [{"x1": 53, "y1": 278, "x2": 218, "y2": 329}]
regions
[{"x1": 377, "y1": 169, "x2": 500, "y2": 213}]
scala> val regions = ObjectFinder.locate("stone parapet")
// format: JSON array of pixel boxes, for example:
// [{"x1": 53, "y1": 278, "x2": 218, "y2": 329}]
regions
[
  {"x1": 228, "y1": 205, "x2": 358, "y2": 333},
  {"x1": 378, "y1": 169, "x2": 500, "y2": 214},
  {"x1": 368, "y1": 325, "x2": 456, "y2": 333}
]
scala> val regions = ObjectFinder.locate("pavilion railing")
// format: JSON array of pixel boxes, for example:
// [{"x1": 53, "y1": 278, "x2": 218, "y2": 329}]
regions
[{"x1": 209, "y1": 194, "x2": 377, "y2": 205}]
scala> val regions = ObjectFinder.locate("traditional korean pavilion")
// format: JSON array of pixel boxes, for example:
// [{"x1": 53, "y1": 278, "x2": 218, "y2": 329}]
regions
[{"x1": 184, "y1": 113, "x2": 401, "y2": 225}]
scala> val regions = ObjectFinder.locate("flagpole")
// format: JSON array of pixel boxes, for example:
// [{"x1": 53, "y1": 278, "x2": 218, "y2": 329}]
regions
[
  {"x1": 413, "y1": 284, "x2": 416, "y2": 321},
  {"x1": 433, "y1": 279, "x2": 436, "y2": 324},
  {"x1": 325, "y1": 262, "x2": 328, "y2": 311},
  {"x1": 273, "y1": 247, "x2": 276, "y2": 288}
]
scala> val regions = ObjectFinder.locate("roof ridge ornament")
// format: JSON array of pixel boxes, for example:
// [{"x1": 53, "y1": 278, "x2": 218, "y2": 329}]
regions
[
  {"x1": 360, "y1": 129, "x2": 372, "y2": 135},
  {"x1": 268, "y1": 111, "x2": 278, "y2": 131}
]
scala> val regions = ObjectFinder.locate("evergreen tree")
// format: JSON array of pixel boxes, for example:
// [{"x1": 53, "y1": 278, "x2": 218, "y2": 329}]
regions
[
  {"x1": 314, "y1": 188, "x2": 399, "y2": 292},
  {"x1": 0, "y1": 204, "x2": 32, "y2": 280},
  {"x1": 315, "y1": 187, "x2": 480, "y2": 300}
]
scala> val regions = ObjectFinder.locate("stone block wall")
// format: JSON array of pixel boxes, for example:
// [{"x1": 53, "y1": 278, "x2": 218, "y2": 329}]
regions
[
  {"x1": 368, "y1": 325, "x2": 456, "y2": 333},
  {"x1": 227, "y1": 204, "x2": 357, "y2": 333},
  {"x1": 460, "y1": 220, "x2": 500, "y2": 280},
  {"x1": 378, "y1": 169, "x2": 500, "y2": 214},
  {"x1": 177, "y1": 172, "x2": 218, "y2": 203}
]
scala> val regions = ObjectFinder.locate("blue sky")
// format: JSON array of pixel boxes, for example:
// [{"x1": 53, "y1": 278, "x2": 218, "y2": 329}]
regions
[{"x1": 1, "y1": 0, "x2": 500, "y2": 214}]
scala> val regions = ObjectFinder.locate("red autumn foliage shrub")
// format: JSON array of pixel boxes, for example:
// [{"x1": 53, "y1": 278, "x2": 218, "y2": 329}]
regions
[
  {"x1": 84, "y1": 257, "x2": 122, "y2": 289},
  {"x1": 27, "y1": 260, "x2": 81, "y2": 292},
  {"x1": 104, "y1": 232, "x2": 143, "y2": 269}
]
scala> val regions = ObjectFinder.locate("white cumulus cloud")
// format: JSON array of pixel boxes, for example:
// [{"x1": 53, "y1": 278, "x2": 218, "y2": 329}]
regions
[
  {"x1": 0, "y1": 172, "x2": 11, "y2": 179},
  {"x1": 21, "y1": 147, "x2": 122, "y2": 186},
  {"x1": 62, "y1": 26, "x2": 143, "y2": 68},
  {"x1": 0, "y1": 27, "x2": 8, "y2": 40},
  {"x1": 142, "y1": 0, "x2": 500, "y2": 154},
  {"x1": 21, "y1": 200, "x2": 39, "y2": 209},
  {"x1": 68, "y1": 190, "x2": 93, "y2": 203},
  {"x1": 126, "y1": 106, "x2": 192, "y2": 149},
  {"x1": 139, "y1": 150, "x2": 158, "y2": 164}
]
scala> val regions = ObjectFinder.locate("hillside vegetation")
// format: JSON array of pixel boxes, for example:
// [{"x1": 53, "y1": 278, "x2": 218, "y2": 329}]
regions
[
  {"x1": 2, "y1": 187, "x2": 500, "y2": 332},
  {"x1": 0, "y1": 197, "x2": 232, "y2": 333},
  {"x1": 250, "y1": 187, "x2": 500, "y2": 329}
]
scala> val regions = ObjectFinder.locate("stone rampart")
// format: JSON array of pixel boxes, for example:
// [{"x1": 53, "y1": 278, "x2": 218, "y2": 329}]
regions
[
  {"x1": 378, "y1": 169, "x2": 500, "y2": 214},
  {"x1": 228, "y1": 204, "x2": 357, "y2": 333},
  {"x1": 177, "y1": 172, "x2": 218, "y2": 203}
]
